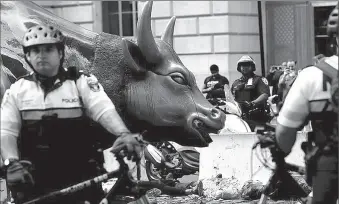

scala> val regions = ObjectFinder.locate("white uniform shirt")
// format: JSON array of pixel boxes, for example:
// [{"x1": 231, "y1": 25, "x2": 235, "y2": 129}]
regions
[
  {"x1": 1, "y1": 71, "x2": 116, "y2": 138},
  {"x1": 277, "y1": 55, "x2": 338, "y2": 128}
]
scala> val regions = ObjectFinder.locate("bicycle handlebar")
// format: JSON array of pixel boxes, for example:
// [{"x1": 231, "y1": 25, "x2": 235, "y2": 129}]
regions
[
  {"x1": 253, "y1": 123, "x2": 305, "y2": 175},
  {"x1": 22, "y1": 153, "x2": 128, "y2": 204}
]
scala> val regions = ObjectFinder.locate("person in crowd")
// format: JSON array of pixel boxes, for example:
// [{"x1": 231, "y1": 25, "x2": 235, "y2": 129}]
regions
[
  {"x1": 267, "y1": 62, "x2": 285, "y2": 96},
  {"x1": 231, "y1": 55, "x2": 271, "y2": 130},
  {"x1": 274, "y1": 4, "x2": 338, "y2": 203},
  {"x1": 277, "y1": 60, "x2": 298, "y2": 110},
  {"x1": 202, "y1": 64, "x2": 229, "y2": 105}
]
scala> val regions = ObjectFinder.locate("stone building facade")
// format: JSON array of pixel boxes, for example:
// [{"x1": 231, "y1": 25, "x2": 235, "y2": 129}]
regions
[{"x1": 34, "y1": 1, "x2": 337, "y2": 87}]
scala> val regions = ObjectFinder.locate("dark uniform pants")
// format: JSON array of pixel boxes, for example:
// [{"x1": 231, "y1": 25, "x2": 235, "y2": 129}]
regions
[
  {"x1": 12, "y1": 159, "x2": 104, "y2": 204},
  {"x1": 14, "y1": 118, "x2": 109, "y2": 204},
  {"x1": 311, "y1": 154, "x2": 338, "y2": 204}
]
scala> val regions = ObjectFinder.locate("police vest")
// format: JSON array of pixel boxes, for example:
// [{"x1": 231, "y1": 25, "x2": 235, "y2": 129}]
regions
[
  {"x1": 308, "y1": 81, "x2": 338, "y2": 148},
  {"x1": 16, "y1": 67, "x2": 99, "y2": 167},
  {"x1": 233, "y1": 76, "x2": 262, "y2": 103}
]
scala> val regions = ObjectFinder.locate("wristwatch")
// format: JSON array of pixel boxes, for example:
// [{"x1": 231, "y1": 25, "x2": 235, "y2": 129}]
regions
[{"x1": 4, "y1": 158, "x2": 19, "y2": 167}]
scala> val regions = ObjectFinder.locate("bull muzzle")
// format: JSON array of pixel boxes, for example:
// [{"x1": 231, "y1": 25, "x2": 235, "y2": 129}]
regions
[{"x1": 186, "y1": 108, "x2": 226, "y2": 146}]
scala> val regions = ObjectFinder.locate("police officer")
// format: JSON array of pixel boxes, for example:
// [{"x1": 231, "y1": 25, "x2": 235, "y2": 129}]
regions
[
  {"x1": 0, "y1": 24, "x2": 142, "y2": 203},
  {"x1": 202, "y1": 64, "x2": 229, "y2": 105},
  {"x1": 231, "y1": 55, "x2": 270, "y2": 129},
  {"x1": 275, "y1": 4, "x2": 338, "y2": 204}
]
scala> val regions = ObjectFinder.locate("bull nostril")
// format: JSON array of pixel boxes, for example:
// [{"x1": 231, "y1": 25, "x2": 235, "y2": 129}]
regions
[{"x1": 211, "y1": 108, "x2": 220, "y2": 119}]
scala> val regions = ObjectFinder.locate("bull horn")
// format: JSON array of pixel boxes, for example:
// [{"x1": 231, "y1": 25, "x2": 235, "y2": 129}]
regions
[
  {"x1": 161, "y1": 16, "x2": 176, "y2": 47},
  {"x1": 137, "y1": 1, "x2": 162, "y2": 64}
]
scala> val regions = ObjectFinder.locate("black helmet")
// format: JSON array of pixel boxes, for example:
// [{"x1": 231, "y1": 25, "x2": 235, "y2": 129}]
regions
[
  {"x1": 327, "y1": 3, "x2": 338, "y2": 37},
  {"x1": 237, "y1": 55, "x2": 256, "y2": 72}
]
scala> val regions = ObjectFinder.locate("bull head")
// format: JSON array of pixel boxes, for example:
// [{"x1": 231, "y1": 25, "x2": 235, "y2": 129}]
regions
[
  {"x1": 122, "y1": 2, "x2": 226, "y2": 147},
  {"x1": 0, "y1": 1, "x2": 226, "y2": 147}
]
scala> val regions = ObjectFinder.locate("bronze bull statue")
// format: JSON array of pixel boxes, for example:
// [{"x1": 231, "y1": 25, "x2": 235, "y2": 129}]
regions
[{"x1": 0, "y1": 1, "x2": 226, "y2": 147}]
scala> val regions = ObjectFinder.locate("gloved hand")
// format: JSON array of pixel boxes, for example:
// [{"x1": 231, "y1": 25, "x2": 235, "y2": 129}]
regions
[
  {"x1": 111, "y1": 133, "x2": 143, "y2": 162},
  {"x1": 268, "y1": 95, "x2": 277, "y2": 103},
  {"x1": 6, "y1": 160, "x2": 34, "y2": 195},
  {"x1": 243, "y1": 101, "x2": 255, "y2": 109}
]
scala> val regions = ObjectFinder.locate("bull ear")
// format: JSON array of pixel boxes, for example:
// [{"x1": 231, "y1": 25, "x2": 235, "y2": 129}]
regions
[{"x1": 122, "y1": 38, "x2": 148, "y2": 75}]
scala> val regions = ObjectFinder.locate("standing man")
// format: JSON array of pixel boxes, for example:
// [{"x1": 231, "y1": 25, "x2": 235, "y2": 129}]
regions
[
  {"x1": 1, "y1": 24, "x2": 143, "y2": 204},
  {"x1": 267, "y1": 63, "x2": 284, "y2": 96},
  {"x1": 202, "y1": 64, "x2": 229, "y2": 104},
  {"x1": 274, "y1": 4, "x2": 338, "y2": 204},
  {"x1": 231, "y1": 55, "x2": 271, "y2": 130},
  {"x1": 276, "y1": 60, "x2": 299, "y2": 111}
]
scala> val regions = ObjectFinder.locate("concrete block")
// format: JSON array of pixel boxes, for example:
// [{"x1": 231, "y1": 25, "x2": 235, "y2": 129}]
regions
[
  {"x1": 178, "y1": 54, "x2": 230, "y2": 88},
  {"x1": 152, "y1": 1, "x2": 171, "y2": 18},
  {"x1": 199, "y1": 16, "x2": 228, "y2": 34},
  {"x1": 214, "y1": 35, "x2": 230, "y2": 53},
  {"x1": 155, "y1": 18, "x2": 197, "y2": 37},
  {"x1": 152, "y1": 19, "x2": 156, "y2": 37},
  {"x1": 228, "y1": 1, "x2": 258, "y2": 14},
  {"x1": 0, "y1": 179, "x2": 8, "y2": 202},
  {"x1": 138, "y1": 1, "x2": 171, "y2": 19},
  {"x1": 199, "y1": 132, "x2": 307, "y2": 186},
  {"x1": 60, "y1": 5, "x2": 93, "y2": 23},
  {"x1": 49, "y1": 7, "x2": 63, "y2": 18},
  {"x1": 45, "y1": 7, "x2": 55, "y2": 13},
  {"x1": 229, "y1": 35, "x2": 260, "y2": 52},
  {"x1": 212, "y1": 1, "x2": 228, "y2": 14},
  {"x1": 174, "y1": 36, "x2": 212, "y2": 54},
  {"x1": 229, "y1": 16, "x2": 259, "y2": 34},
  {"x1": 35, "y1": 1, "x2": 91, "y2": 7},
  {"x1": 79, "y1": 23, "x2": 93, "y2": 31},
  {"x1": 173, "y1": 1, "x2": 210, "y2": 16},
  {"x1": 154, "y1": 19, "x2": 169, "y2": 37}
]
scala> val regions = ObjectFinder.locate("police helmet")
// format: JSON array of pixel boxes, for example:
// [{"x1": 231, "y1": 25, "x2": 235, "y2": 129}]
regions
[
  {"x1": 22, "y1": 25, "x2": 66, "y2": 75},
  {"x1": 22, "y1": 25, "x2": 65, "y2": 50},
  {"x1": 237, "y1": 55, "x2": 256, "y2": 72}
]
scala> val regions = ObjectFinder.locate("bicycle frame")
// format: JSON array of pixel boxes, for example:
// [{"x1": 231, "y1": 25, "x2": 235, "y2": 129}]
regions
[
  {"x1": 254, "y1": 125, "x2": 310, "y2": 204},
  {"x1": 258, "y1": 161, "x2": 308, "y2": 204},
  {"x1": 22, "y1": 154, "x2": 129, "y2": 204},
  {"x1": 22, "y1": 151, "x2": 192, "y2": 204}
]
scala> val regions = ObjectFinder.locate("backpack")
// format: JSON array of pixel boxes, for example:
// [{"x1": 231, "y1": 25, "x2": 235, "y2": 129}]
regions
[{"x1": 315, "y1": 57, "x2": 339, "y2": 113}]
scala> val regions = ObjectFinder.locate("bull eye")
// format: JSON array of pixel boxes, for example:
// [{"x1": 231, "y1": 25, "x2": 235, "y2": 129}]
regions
[{"x1": 170, "y1": 73, "x2": 187, "y2": 85}]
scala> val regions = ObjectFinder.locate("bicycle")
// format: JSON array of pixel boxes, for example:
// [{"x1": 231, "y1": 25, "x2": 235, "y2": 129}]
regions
[
  {"x1": 14, "y1": 139, "x2": 197, "y2": 204},
  {"x1": 252, "y1": 124, "x2": 311, "y2": 204}
]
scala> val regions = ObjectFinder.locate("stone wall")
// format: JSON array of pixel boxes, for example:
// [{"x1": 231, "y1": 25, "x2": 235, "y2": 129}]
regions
[
  {"x1": 34, "y1": 1, "x2": 262, "y2": 87},
  {"x1": 138, "y1": 1, "x2": 262, "y2": 87},
  {"x1": 34, "y1": 1, "x2": 95, "y2": 31}
]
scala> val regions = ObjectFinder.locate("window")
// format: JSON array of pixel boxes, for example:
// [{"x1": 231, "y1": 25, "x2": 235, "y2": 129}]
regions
[
  {"x1": 102, "y1": 1, "x2": 138, "y2": 36},
  {"x1": 314, "y1": 5, "x2": 336, "y2": 57}
]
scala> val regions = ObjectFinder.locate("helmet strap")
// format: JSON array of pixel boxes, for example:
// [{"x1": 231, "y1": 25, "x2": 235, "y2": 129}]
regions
[{"x1": 242, "y1": 72, "x2": 254, "y2": 79}]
